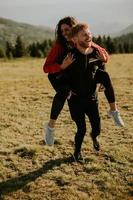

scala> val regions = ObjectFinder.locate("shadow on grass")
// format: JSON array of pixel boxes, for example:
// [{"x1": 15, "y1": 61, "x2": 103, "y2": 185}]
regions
[{"x1": 0, "y1": 156, "x2": 73, "y2": 196}]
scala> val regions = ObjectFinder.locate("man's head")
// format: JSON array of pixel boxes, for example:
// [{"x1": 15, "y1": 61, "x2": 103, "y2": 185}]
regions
[{"x1": 69, "y1": 23, "x2": 92, "y2": 48}]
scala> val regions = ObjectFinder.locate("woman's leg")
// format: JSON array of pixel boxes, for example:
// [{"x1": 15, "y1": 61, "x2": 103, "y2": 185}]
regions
[
  {"x1": 48, "y1": 73, "x2": 69, "y2": 122},
  {"x1": 48, "y1": 88, "x2": 69, "y2": 128},
  {"x1": 95, "y1": 70, "x2": 124, "y2": 127},
  {"x1": 95, "y1": 70, "x2": 115, "y2": 104},
  {"x1": 50, "y1": 87, "x2": 70, "y2": 121},
  {"x1": 45, "y1": 73, "x2": 69, "y2": 145}
]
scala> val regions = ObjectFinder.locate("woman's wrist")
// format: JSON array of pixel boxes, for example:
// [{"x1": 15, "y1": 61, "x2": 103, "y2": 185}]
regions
[{"x1": 60, "y1": 63, "x2": 66, "y2": 70}]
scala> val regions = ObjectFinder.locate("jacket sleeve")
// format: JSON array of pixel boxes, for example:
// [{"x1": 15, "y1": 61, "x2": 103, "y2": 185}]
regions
[
  {"x1": 98, "y1": 61, "x2": 106, "y2": 71},
  {"x1": 91, "y1": 42, "x2": 109, "y2": 63},
  {"x1": 43, "y1": 42, "x2": 64, "y2": 73}
]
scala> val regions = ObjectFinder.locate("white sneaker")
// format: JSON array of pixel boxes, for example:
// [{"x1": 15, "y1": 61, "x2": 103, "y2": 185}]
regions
[
  {"x1": 107, "y1": 110, "x2": 125, "y2": 127},
  {"x1": 44, "y1": 123, "x2": 54, "y2": 146}
]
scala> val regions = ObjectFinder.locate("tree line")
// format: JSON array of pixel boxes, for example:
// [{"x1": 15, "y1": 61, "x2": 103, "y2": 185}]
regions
[
  {"x1": 0, "y1": 33, "x2": 133, "y2": 58},
  {"x1": 0, "y1": 36, "x2": 53, "y2": 58},
  {"x1": 93, "y1": 33, "x2": 133, "y2": 54}
]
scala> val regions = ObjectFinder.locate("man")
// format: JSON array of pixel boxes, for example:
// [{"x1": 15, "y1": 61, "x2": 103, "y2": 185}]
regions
[
  {"x1": 65, "y1": 24, "x2": 101, "y2": 162},
  {"x1": 63, "y1": 23, "x2": 124, "y2": 162}
]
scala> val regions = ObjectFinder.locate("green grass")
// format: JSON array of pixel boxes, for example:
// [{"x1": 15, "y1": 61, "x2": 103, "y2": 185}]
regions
[{"x1": 0, "y1": 55, "x2": 133, "y2": 200}]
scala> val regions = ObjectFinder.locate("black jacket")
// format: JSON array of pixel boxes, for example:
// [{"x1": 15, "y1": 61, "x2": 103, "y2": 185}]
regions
[{"x1": 65, "y1": 47, "x2": 105, "y2": 98}]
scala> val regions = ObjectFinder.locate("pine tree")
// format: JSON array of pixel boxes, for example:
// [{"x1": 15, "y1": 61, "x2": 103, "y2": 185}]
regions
[
  {"x1": 118, "y1": 43, "x2": 124, "y2": 53},
  {"x1": 14, "y1": 36, "x2": 26, "y2": 57},
  {"x1": 123, "y1": 42, "x2": 130, "y2": 53},
  {"x1": 102, "y1": 35, "x2": 107, "y2": 49},
  {"x1": 0, "y1": 46, "x2": 5, "y2": 58},
  {"x1": 6, "y1": 41, "x2": 13, "y2": 58},
  {"x1": 41, "y1": 40, "x2": 50, "y2": 57},
  {"x1": 96, "y1": 35, "x2": 103, "y2": 46},
  {"x1": 106, "y1": 36, "x2": 115, "y2": 54}
]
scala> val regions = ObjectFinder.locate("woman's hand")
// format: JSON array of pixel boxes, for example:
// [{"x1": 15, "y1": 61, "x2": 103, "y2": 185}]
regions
[
  {"x1": 60, "y1": 53, "x2": 75, "y2": 70},
  {"x1": 96, "y1": 48, "x2": 109, "y2": 63},
  {"x1": 96, "y1": 84, "x2": 105, "y2": 92}
]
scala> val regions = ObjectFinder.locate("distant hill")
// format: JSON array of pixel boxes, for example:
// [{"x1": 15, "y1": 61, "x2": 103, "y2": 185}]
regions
[
  {"x1": 0, "y1": 17, "x2": 54, "y2": 48},
  {"x1": 112, "y1": 24, "x2": 133, "y2": 37},
  {"x1": 115, "y1": 32, "x2": 133, "y2": 43}
]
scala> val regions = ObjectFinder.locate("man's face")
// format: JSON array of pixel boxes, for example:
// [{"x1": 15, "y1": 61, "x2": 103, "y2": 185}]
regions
[{"x1": 75, "y1": 28, "x2": 92, "y2": 48}]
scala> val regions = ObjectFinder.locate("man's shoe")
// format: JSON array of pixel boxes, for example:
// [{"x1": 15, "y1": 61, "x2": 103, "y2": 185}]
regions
[
  {"x1": 72, "y1": 152, "x2": 85, "y2": 163},
  {"x1": 108, "y1": 110, "x2": 125, "y2": 127},
  {"x1": 92, "y1": 137, "x2": 100, "y2": 151},
  {"x1": 44, "y1": 123, "x2": 54, "y2": 146}
]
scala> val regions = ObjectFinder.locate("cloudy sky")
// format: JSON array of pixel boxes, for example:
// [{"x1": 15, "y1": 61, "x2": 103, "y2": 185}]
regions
[{"x1": 0, "y1": 0, "x2": 132, "y2": 34}]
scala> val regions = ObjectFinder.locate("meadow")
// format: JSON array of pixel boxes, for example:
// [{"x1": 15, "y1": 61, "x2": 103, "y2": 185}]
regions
[{"x1": 0, "y1": 54, "x2": 133, "y2": 200}]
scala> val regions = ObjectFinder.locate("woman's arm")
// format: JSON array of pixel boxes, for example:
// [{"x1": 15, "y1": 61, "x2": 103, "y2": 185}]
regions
[
  {"x1": 43, "y1": 42, "x2": 64, "y2": 73},
  {"x1": 91, "y1": 42, "x2": 109, "y2": 63},
  {"x1": 43, "y1": 42, "x2": 74, "y2": 73}
]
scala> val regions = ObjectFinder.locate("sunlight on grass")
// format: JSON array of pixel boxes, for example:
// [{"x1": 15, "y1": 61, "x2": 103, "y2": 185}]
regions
[{"x1": 0, "y1": 55, "x2": 133, "y2": 200}]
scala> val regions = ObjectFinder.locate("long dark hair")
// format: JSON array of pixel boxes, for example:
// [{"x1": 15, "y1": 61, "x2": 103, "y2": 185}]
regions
[{"x1": 55, "y1": 16, "x2": 78, "y2": 46}]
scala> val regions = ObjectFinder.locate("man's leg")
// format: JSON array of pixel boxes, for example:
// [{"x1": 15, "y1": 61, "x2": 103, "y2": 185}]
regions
[
  {"x1": 74, "y1": 117, "x2": 86, "y2": 155},
  {"x1": 68, "y1": 96, "x2": 86, "y2": 162},
  {"x1": 86, "y1": 100, "x2": 101, "y2": 151}
]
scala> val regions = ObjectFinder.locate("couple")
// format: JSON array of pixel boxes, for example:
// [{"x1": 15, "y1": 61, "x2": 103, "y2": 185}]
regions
[{"x1": 43, "y1": 17, "x2": 124, "y2": 162}]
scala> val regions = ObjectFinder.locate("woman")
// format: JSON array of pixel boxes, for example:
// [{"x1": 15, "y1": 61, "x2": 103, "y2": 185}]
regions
[{"x1": 43, "y1": 16, "x2": 124, "y2": 146}]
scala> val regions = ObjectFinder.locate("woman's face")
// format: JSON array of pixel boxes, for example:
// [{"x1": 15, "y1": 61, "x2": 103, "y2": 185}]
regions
[{"x1": 60, "y1": 24, "x2": 72, "y2": 41}]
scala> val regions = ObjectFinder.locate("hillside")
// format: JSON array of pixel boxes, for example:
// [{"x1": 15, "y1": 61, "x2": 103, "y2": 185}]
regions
[
  {"x1": 0, "y1": 17, "x2": 54, "y2": 48},
  {"x1": 0, "y1": 55, "x2": 133, "y2": 200},
  {"x1": 115, "y1": 33, "x2": 133, "y2": 44},
  {"x1": 112, "y1": 24, "x2": 133, "y2": 37}
]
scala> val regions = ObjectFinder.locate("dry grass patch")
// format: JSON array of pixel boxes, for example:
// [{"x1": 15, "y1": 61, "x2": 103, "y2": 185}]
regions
[{"x1": 0, "y1": 55, "x2": 133, "y2": 200}]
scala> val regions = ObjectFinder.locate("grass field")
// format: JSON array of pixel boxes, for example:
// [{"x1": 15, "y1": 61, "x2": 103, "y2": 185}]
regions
[{"x1": 0, "y1": 54, "x2": 133, "y2": 200}]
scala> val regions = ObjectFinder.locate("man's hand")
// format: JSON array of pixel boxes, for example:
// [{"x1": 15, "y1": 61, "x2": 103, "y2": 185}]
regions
[{"x1": 60, "y1": 53, "x2": 75, "y2": 70}]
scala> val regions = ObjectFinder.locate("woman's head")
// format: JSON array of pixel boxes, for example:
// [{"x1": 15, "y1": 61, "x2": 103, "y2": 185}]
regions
[{"x1": 55, "y1": 16, "x2": 78, "y2": 45}]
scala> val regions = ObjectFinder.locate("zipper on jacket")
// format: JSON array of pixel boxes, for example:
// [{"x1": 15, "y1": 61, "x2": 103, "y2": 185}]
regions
[{"x1": 85, "y1": 55, "x2": 88, "y2": 69}]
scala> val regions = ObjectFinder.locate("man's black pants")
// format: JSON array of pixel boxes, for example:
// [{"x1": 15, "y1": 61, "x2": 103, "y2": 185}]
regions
[{"x1": 68, "y1": 96, "x2": 101, "y2": 154}]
